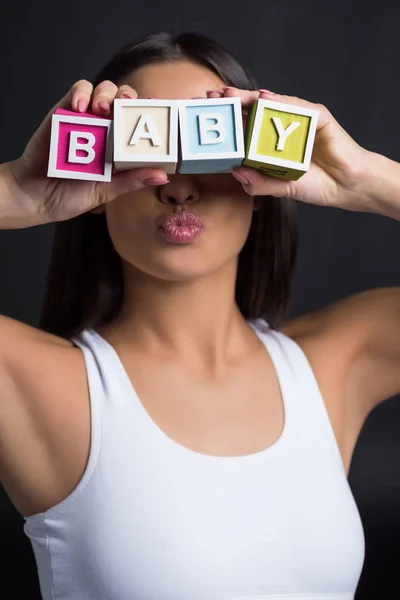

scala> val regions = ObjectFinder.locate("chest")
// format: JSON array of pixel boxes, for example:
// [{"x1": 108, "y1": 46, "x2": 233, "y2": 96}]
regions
[
  {"x1": 123, "y1": 349, "x2": 285, "y2": 458},
  {"x1": 18, "y1": 334, "x2": 360, "y2": 518},
  {"x1": 109, "y1": 340, "x2": 361, "y2": 475},
  {"x1": 28, "y1": 446, "x2": 364, "y2": 600},
  {"x1": 25, "y1": 335, "x2": 366, "y2": 598}
]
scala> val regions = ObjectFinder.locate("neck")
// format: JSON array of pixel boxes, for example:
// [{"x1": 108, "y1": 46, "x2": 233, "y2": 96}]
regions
[{"x1": 108, "y1": 259, "x2": 254, "y2": 370}]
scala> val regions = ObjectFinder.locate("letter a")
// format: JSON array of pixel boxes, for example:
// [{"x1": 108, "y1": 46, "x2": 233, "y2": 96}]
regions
[{"x1": 129, "y1": 113, "x2": 161, "y2": 147}]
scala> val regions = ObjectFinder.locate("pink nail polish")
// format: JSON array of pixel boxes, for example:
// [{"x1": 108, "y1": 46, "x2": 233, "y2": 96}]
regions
[
  {"x1": 77, "y1": 99, "x2": 88, "y2": 112},
  {"x1": 143, "y1": 178, "x2": 169, "y2": 186},
  {"x1": 122, "y1": 93, "x2": 134, "y2": 99},
  {"x1": 232, "y1": 171, "x2": 250, "y2": 185},
  {"x1": 98, "y1": 101, "x2": 110, "y2": 114},
  {"x1": 259, "y1": 89, "x2": 275, "y2": 95}
]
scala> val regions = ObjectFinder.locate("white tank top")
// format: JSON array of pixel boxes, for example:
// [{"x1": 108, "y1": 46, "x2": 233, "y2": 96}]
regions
[{"x1": 23, "y1": 318, "x2": 365, "y2": 600}]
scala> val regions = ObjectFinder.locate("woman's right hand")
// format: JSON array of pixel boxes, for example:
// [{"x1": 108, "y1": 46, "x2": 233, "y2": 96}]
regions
[{"x1": 4, "y1": 80, "x2": 169, "y2": 227}]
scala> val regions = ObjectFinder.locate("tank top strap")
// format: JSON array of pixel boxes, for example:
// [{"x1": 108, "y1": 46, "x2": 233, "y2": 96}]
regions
[
  {"x1": 249, "y1": 318, "x2": 347, "y2": 476},
  {"x1": 28, "y1": 330, "x2": 107, "y2": 519}
]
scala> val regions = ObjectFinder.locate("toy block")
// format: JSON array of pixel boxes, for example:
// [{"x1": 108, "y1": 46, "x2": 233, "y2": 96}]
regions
[
  {"x1": 113, "y1": 99, "x2": 179, "y2": 174},
  {"x1": 178, "y1": 98, "x2": 245, "y2": 173},
  {"x1": 47, "y1": 108, "x2": 112, "y2": 181},
  {"x1": 242, "y1": 98, "x2": 319, "y2": 180}
]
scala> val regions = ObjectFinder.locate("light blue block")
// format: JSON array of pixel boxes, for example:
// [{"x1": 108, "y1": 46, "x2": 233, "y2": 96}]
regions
[
  {"x1": 178, "y1": 98, "x2": 245, "y2": 174},
  {"x1": 185, "y1": 105, "x2": 238, "y2": 154}
]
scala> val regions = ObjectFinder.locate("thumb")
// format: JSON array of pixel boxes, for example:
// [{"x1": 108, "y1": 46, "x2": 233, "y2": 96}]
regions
[{"x1": 100, "y1": 168, "x2": 169, "y2": 204}]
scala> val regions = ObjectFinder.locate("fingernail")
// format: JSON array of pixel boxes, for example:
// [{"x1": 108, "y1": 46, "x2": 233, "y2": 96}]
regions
[
  {"x1": 77, "y1": 99, "x2": 88, "y2": 112},
  {"x1": 122, "y1": 93, "x2": 134, "y2": 98},
  {"x1": 143, "y1": 178, "x2": 169, "y2": 186},
  {"x1": 98, "y1": 101, "x2": 110, "y2": 114},
  {"x1": 222, "y1": 86, "x2": 237, "y2": 91},
  {"x1": 206, "y1": 89, "x2": 221, "y2": 94},
  {"x1": 232, "y1": 171, "x2": 250, "y2": 185},
  {"x1": 259, "y1": 89, "x2": 275, "y2": 95}
]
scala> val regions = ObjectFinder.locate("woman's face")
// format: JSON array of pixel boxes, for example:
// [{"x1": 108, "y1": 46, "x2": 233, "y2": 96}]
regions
[{"x1": 94, "y1": 60, "x2": 257, "y2": 282}]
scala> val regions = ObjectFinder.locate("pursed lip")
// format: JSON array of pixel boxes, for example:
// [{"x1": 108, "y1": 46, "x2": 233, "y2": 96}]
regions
[{"x1": 157, "y1": 211, "x2": 204, "y2": 230}]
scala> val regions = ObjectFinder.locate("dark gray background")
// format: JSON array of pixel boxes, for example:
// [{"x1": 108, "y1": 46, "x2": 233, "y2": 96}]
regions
[{"x1": 1, "y1": 0, "x2": 400, "y2": 597}]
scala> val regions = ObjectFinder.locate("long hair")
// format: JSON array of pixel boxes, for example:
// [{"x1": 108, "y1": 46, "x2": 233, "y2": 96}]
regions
[{"x1": 39, "y1": 31, "x2": 298, "y2": 338}]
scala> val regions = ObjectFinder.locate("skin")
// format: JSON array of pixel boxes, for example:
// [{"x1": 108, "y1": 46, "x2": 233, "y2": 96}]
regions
[
  {"x1": 2, "y1": 59, "x2": 400, "y2": 518},
  {"x1": 92, "y1": 61, "x2": 262, "y2": 370}
]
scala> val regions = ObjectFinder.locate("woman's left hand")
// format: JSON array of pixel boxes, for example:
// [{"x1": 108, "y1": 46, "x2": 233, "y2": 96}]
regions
[{"x1": 207, "y1": 87, "x2": 373, "y2": 212}]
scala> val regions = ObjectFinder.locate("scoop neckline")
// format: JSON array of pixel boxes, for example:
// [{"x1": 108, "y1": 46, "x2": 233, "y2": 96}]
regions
[{"x1": 87, "y1": 320, "x2": 291, "y2": 466}]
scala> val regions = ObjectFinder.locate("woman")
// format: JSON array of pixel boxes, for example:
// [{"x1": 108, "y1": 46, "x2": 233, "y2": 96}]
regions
[{"x1": 1, "y1": 31, "x2": 400, "y2": 600}]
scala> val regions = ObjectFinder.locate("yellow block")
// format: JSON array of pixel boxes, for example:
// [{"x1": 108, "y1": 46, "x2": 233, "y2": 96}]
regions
[{"x1": 242, "y1": 98, "x2": 319, "y2": 180}]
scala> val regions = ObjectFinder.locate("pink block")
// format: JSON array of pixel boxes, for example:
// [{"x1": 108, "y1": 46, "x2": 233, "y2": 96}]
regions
[
  {"x1": 48, "y1": 109, "x2": 112, "y2": 181},
  {"x1": 56, "y1": 121, "x2": 107, "y2": 175}
]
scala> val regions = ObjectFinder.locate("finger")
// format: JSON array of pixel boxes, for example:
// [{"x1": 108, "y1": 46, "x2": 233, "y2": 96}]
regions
[
  {"x1": 91, "y1": 80, "x2": 119, "y2": 116},
  {"x1": 222, "y1": 87, "x2": 331, "y2": 131},
  {"x1": 259, "y1": 89, "x2": 330, "y2": 129},
  {"x1": 101, "y1": 168, "x2": 170, "y2": 203},
  {"x1": 206, "y1": 90, "x2": 224, "y2": 98},
  {"x1": 69, "y1": 79, "x2": 94, "y2": 113},
  {"x1": 222, "y1": 87, "x2": 260, "y2": 107},
  {"x1": 115, "y1": 85, "x2": 138, "y2": 100},
  {"x1": 40, "y1": 79, "x2": 93, "y2": 130},
  {"x1": 22, "y1": 80, "x2": 94, "y2": 158},
  {"x1": 231, "y1": 167, "x2": 293, "y2": 198}
]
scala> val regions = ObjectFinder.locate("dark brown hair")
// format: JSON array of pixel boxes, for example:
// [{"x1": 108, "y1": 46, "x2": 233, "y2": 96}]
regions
[{"x1": 39, "y1": 31, "x2": 298, "y2": 339}]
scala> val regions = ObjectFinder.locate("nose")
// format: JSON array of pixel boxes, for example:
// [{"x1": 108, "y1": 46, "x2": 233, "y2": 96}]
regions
[{"x1": 157, "y1": 176, "x2": 200, "y2": 206}]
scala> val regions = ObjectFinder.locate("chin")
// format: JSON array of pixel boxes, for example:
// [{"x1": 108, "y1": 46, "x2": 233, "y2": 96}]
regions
[
  {"x1": 152, "y1": 264, "x2": 213, "y2": 283},
  {"x1": 144, "y1": 253, "x2": 225, "y2": 282}
]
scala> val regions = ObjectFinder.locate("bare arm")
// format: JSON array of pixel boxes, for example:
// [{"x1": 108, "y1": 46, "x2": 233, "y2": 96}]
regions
[
  {"x1": 362, "y1": 153, "x2": 400, "y2": 221},
  {"x1": 0, "y1": 79, "x2": 168, "y2": 232},
  {"x1": 0, "y1": 315, "x2": 81, "y2": 515},
  {"x1": 0, "y1": 162, "x2": 41, "y2": 230},
  {"x1": 285, "y1": 287, "x2": 400, "y2": 422},
  {"x1": 337, "y1": 287, "x2": 400, "y2": 413}
]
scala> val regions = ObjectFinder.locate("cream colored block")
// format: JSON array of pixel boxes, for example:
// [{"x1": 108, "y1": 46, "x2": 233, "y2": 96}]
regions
[{"x1": 113, "y1": 99, "x2": 179, "y2": 174}]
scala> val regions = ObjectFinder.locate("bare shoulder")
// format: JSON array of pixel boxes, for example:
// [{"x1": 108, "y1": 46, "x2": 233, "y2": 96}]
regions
[
  {"x1": 281, "y1": 286, "x2": 400, "y2": 416},
  {"x1": 279, "y1": 289, "x2": 400, "y2": 474},
  {"x1": 282, "y1": 285, "x2": 400, "y2": 362},
  {"x1": 280, "y1": 295, "x2": 363, "y2": 412},
  {"x1": 0, "y1": 314, "x2": 84, "y2": 401},
  {"x1": 0, "y1": 313, "x2": 74, "y2": 358},
  {"x1": 282, "y1": 286, "x2": 400, "y2": 340},
  {"x1": 0, "y1": 315, "x2": 87, "y2": 516}
]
